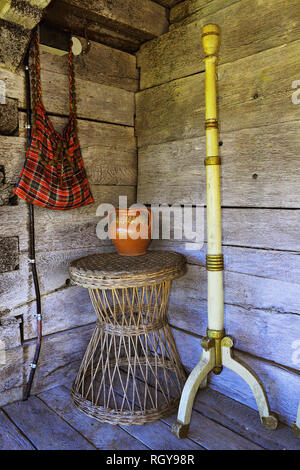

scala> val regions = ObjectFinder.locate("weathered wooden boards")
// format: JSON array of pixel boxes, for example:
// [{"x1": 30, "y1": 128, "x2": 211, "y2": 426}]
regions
[
  {"x1": 0, "y1": 34, "x2": 137, "y2": 406},
  {"x1": 24, "y1": 324, "x2": 94, "y2": 394},
  {"x1": 0, "y1": 98, "x2": 18, "y2": 135},
  {"x1": 1, "y1": 383, "x2": 298, "y2": 450},
  {"x1": 0, "y1": 68, "x2": 134, "y2": 126},
  {"x1": 0, "y1": 409, "x2": 35, "y2": 450},
  {"x1": 45, "y1": 0, "x2": 169, "y2": 53},
  {"x1": 0, "y1": 324, "x2": 94, "y2": 407},
  {"x1": 136, "y1": 40, "x2": 300, "y2": 147},
  {"x1": 138, "y1": 121, "x2": 300, "y2": 206},
  {"x1": 135, "y1": 0, "x2": 300, "y2": 426},
  {"x1": 5, "y1": 383, "x2": 292, "y2": 450},
  {"x1": 0, "y1": 42, "x2": 136, "y2": 125},
  {"x1": 41, "y1": 40, "x2": 139, "y2": 92},
  {"x1": 4, "y1": 396, "x2": 95, "y2": 450},
  {"x1": 170, "y1": 0, "x2": 240, "y2": 26},
  {"x1": 162, "y1": 411, "x2": 262, "y2": 450},
  {"x1": 0, "y1": 1, "x2": 51, "y2": 71},
  {"x1": 0, "y1": 237, "x2": 19, "y2": 273},
  {"x1": 137, "y1": 0, "x2": 300, "y2": 88},
  {"x1": 192, "y1": 388, "x2": 300, "y2": 450},
  {"x1": 38, "y1": 386, "x2": 148, "y2": 450},
  {"x1": 166, "y1": 264, "x2": 300, "y2": 370}
]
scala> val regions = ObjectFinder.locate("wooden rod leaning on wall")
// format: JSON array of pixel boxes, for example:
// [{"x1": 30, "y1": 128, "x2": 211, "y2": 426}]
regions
[
  {"x1": 203, "y1": 24, "x2": 224, "y2": 337},
  {"x1": 172, "y1": 24, "x2": 278, "y2": 439}
]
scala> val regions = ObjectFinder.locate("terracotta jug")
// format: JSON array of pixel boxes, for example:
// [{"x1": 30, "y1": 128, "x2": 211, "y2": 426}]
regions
[{"x1": 108, "y1": 207, "x2": 152, "y2": 256}]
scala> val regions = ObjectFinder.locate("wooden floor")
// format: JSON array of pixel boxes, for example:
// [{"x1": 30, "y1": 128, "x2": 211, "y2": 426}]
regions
[{"x1": 0, "y1": 385, "x2": 299, "y2": 450}]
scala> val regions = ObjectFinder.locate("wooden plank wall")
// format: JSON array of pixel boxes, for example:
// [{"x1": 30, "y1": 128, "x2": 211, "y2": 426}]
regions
[
  {"x1": 136, "y1": 0, "x2": 300, "y2": 425},
  {"x1": 0, "y1": 37, "x2": 138, "y2": 404}
]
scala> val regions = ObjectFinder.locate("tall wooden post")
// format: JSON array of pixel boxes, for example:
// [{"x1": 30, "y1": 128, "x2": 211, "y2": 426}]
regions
[{"x1": 172, "y1": 24, "x2": 278, "y2": 439}]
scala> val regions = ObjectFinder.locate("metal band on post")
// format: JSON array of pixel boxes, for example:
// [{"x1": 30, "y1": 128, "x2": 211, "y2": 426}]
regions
[
  {"x1": 206, "y1": 254, "x2": 224, "y2": 271},
  {"x1": 204, "y1": 156, "x2": 221, "y2": 166},
  {"x1": 205, "y1": 119, "x2": 218, "y2": 129}
]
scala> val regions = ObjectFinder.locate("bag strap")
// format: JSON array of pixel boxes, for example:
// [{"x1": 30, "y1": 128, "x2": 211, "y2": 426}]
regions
[
  {"x1": 68, "y1": 47, "x2": 77, "y2": 120},
  {"x1": 31, "y1": 31, "x2": 78, "y2": 127},
  {"x1": 30, "y1": 31, "x2": 42, "y2": 131}
]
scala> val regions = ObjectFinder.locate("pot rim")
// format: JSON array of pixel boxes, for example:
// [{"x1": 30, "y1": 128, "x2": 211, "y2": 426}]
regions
[{"x1": 108, "y1": 207, "x2": 151, "y2": 217}]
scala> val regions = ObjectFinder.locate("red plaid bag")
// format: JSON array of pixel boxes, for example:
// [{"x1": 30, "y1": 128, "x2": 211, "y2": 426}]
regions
[{"x1": 14, "y1": 33, "x2": 94, "y2": 210}]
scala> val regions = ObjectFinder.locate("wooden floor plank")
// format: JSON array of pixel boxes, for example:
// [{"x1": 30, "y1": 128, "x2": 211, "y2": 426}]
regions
[
  {"x1": 120, "y1": 414, "x2": 204, "y2": 451},
  {"x1": 3, "y1": 396, "x2": 95, "y2": 450},
  {"x1": 192, "y1": 389, "x2": 300, "y2": 451},
  {"x1": 38, "y1": 386, "x2": 148, "y2": 450},
  {"x1": 0, "y1": 409, "x2": 35, "y2": 450},
  {"x1": 162, "y1": 411, "x2": 263, "y2": 450}
]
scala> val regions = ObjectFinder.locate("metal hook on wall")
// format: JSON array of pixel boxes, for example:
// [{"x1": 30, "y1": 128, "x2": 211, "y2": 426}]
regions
[
  {"x1": 81, "y1": 25, "x2": 91, "y2": 55},
  {"x1": 70, "y1": 25, "x2": 91, "y2": 57}
]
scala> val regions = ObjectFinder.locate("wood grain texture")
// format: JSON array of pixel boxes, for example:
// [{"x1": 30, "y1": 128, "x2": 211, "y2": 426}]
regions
[
  {"x1": 171, "y1": 263, "x2": 300, "y2": 316},
  {"x1": 149, "y1": 208, "x2": 300, "y2": 251},
  {"x1": 0, "y1": 346, "x2": 23, "y2": 406},
  {"x1": 40, "y1": 40, "x2": 138, "y2": 92},
  {"x1": 38, "y1": 385, "x2": 147, "y2": 450},
  {"x1": 138, "y1": 0, "x2": 300, "y2": 88},
  {"x1": 172, "y1": 328, "x2": 300, "y2": 425},
  {"x1": 44, "y1": 3, "x2": 142, "y2": 54},
  {"x1": 0, "y1": 68, "x2": 135, "y2": 126},
  {"x1": 0, "y1": 318, "x2": 21, "y2": 349},
  {"x1": 192, "y1": 388, "x2": 300, "y2": 450},
  {"x1": 137, "y1": 121, "x2": 300, "y2": 207},
  {"x1": 120, "y1": 418, "x2": 203, "y2": 450},
  {"x1": 23, "y1": 324, "x2": 94, "y2": 394},
  {"x1": 170, "y1": 0, "x2": 239, "y2": 24},
  {"x1": 0, "y1": 409, "x2": 35, "y2": 450},
  {"x1": 168, "y1": 293, "x2": 300, "y2": 371},
  {"x1": 136, "y1": 40, "x2": 299, "y2": 147},
  {"x1": 151, "y1": 239, "x2": 300, "y2": 284},
  {"x1": 0, "y1": 205, "x2": 28, "y2": 252},
  {"x1": 4, "y1": 396, "x2": 95, "y2": 450},
  {"x1": 47, "y1": 0, "x2": 169, "y2": 41},
  {"x1": 162, "y1": 411, "x2": 262, "y2": 450},
  {"x1": 22, "y1": 286, "x2": 95, "y2": 340},
  {"x1": 0, "y1": 253, "x2": 30, "y2": 314}
]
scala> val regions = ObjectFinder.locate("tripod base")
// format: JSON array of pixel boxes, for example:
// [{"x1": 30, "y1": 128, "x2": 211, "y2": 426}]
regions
[{"x1": 172, "y1": 334, "x2": 278, "y2": 439}]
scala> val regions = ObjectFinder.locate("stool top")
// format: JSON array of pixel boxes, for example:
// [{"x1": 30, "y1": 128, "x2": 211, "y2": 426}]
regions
[{"x1": 69, "y1": 250, "x2": 186, "y2": 289}]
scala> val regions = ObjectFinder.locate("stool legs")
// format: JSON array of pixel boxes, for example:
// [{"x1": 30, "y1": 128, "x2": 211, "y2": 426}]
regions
[{"x1": 72, "y1": 283, "x2": 187, "y2": 425}]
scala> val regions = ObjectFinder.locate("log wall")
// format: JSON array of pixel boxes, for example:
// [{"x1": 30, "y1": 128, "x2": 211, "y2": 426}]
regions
[
  {"x1": 0, "y1": 37, "x2": 137, "y2": 404},
  {"x1": 136, "y1": 0, "x2": 300, "y2": 425}
]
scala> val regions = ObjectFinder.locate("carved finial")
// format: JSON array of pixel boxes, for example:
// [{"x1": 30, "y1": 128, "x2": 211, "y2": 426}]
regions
[{"x1": 202, "y1": 24, "x2": 220, "y2": 56}]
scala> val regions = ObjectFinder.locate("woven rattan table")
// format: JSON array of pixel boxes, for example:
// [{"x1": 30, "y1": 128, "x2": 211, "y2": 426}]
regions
[{"x1": 69, "y1": 251, "x2": 187, "y2": 425}]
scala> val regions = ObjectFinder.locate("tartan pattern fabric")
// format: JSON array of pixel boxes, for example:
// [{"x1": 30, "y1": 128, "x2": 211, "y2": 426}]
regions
[{"x1": 14, "y1": 33, "x2": 94, "y2": 210}]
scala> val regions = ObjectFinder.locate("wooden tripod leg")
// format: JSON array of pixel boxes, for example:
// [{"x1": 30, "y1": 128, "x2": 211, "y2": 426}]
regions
[
  {"x1": 292, "y1": 402, "x2": 300, "y2": 437},
  {"x1": 221, "y1": 337, "x2": 278, "y2": 430},
  {"x1": 172, "y1": 346, "x2": 215, "y2": 438}
]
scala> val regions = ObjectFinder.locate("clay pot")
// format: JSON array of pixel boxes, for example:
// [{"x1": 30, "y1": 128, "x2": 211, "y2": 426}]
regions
[{"x1": 108, "y1": 208, "x2": 151, "y2": 256}]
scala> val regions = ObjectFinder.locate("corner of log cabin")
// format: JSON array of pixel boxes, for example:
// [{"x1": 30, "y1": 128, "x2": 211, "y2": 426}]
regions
[
  {"x1": 0, "y1": 0, "x2": 299, "y2": 450},
  {"x1": 136, "y1": 0, "x2": 300, "y2": 428}
]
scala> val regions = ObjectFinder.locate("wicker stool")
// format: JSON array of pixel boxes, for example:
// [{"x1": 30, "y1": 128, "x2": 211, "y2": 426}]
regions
[{"x1": 69, "y1": 251, "x2": 187, "y2": 425}]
